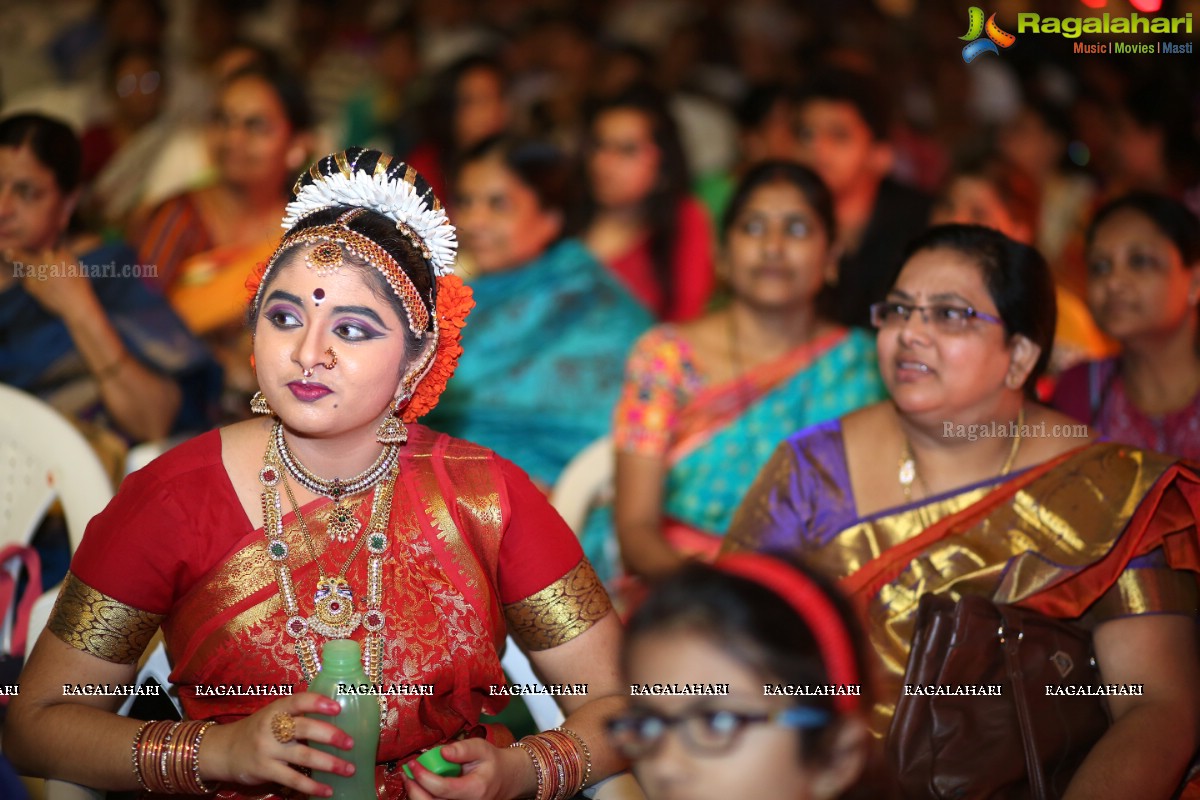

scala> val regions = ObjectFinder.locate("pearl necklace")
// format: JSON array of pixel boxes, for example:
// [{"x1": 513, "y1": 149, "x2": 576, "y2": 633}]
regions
[{"x1": 273, "y1": 423, "x2": 399, "y2": 542}]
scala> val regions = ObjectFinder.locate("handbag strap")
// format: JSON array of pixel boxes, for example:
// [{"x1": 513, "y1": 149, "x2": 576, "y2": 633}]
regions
[
  {"x1": 0, "y1": 544, "x2": 42, "y2": 659},
  {"x1": 999, "y1": 612, "x2": 1051, "y2": 800}
]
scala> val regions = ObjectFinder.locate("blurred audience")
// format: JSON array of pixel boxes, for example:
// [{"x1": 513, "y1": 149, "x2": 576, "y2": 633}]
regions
[
  {"x1": 406, "y1": 53, "x2": 511, "y2": 203},
  {"x1": 929, "y1": 152, "x2": 1112, "y2": 380},
  {"x1": 611, "y1": 161, "x2": 884, "y2": 590},
  {"x1": 0, "y1": 113, "x2": 219, "y2": 474},
  {"x1": 694, "y1": 83, "x2": 800, "y2": 230},
  {"x1": 996, "y1": 100, "x2": 1097, "y2": 293},
  {"x1": 1053, "y1": 193, "x2": 1200, "y2": 459},
  {"x1": 792, "y1": 68, "x2": 933, "y2": 329},
  {"x1": 79, "y1": 43, "x2": 172, "y2": 232},
  {"x1": 573, "y1": 83, "x2": 715, "y2": 323},
  {"x1": 133, "y1": 60, "x2": 312, "y2": 420},
  {"x1": 339, "y1": 17, "x2": 424, "y2": 160},
  {"x1": 428, "y1": 135, "x2": 651, "y2": 496}
]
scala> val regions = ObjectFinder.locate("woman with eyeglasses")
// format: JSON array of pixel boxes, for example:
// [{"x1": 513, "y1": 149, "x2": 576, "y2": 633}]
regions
[
  {"x1": 610, "y1": 553, "x2": 877, "y2": 800},
  {"x1": 725, "y1": 224, "x2": 1200, "y2": 797}
]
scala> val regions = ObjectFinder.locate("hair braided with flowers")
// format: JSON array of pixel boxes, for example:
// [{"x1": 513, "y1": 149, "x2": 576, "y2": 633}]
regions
[{"x1": 246, "y1": 148, "x2": 474, "y2": 423}]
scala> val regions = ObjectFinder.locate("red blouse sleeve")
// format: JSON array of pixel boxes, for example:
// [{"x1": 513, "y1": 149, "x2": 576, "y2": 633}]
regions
[
  {"x1": 495, "y1": 456, "x2": 612, "y2": 651},
  {"x1": 666, "y1": 197, "x2": 715, "y2": 323},
  {"x1": 48, "y1": 433, "x2": 250, "y2": 664}
]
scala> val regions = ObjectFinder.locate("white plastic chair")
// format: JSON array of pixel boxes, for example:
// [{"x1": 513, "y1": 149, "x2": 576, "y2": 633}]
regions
[
  {"x1": 549, "y1": 436, "x2": 615, "y2": 536},
  {"x1": 0, "y1": 385, "x2": 114, "y2": 800},
  {"x1": 0, "y1": 384, "x2": 113, "y2": 658},
  {"x1": 548, "y1": 438, "x2": 647, "y2": 800},
  {"x1": 500, "y1": 435, "x2": 616, "y2": 731}
]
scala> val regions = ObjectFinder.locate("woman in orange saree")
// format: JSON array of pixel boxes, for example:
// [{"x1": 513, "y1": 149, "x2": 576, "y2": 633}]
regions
[
  {"x1": 135, "y1": 61, "x2": 314, "y2": 419},
  {"x1": 10, "y1": 149, "x2": 626, "y2": 800},
  {"x1": 725, "y1": 225, "x2": 1200, "y2": 798}
]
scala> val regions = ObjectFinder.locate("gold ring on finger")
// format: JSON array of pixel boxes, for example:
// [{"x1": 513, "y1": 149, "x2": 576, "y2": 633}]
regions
[{"x1": 271, "y1": 711, "x2": 296, "y2": 744}]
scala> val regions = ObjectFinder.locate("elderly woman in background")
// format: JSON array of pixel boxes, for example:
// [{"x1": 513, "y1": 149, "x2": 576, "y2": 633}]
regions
[
  {"x1": 612, "y1": 161, "x2": 884, "y2": 585},
  {"x1": 429, "y1": 135, "x2": 651, "y2": 493},
  {"x1": 1053, "y1": 193, "x2": 1200, "y2": 459},
  {"x1": 0, "y1": 113, "x2": 219, "y2": 466},
  {"x1": 9, "y1": 148, "x2": 626, "y2": 800},
  {"x1": 726, "y1": 224, "x2": 1200, "y2": 798}
]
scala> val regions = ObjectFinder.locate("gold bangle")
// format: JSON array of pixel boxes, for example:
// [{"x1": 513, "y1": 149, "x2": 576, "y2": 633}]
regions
[
  {"x1": 189, "y1": 721, "x2": 218, "y2": 794},
  {"x1": 553, "y1": 726, "x2": 593, "y2": 789},
  {"x1": 94, "y1": 349, "x2": 131, "y2": 383},
  {"x1": 130, "y1": 720, "x2": 153, "y2": 792},
  {"x1": 511, "y1": 740, "x2": 546, "y2": 800},
  {"x1": 158, "y1": 721, "x2": 183, "y2": 793},
  {"x1": 137, "y1": 720, "x2": 175, "y2": 794}
]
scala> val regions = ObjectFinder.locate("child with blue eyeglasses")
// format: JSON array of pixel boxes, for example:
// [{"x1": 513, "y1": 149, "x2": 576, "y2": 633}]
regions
[{"x1": 609, "y1": 553, "x2": 886, "y2": 800}]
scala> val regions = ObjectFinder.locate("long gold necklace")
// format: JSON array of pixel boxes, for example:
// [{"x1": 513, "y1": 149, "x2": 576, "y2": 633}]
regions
[
  {"x1": 899, "y1": 406, "x2": 1024, "y2": 502},
  {"x1": 260, "y1": 423, "x2": 393, "y2": 685}
]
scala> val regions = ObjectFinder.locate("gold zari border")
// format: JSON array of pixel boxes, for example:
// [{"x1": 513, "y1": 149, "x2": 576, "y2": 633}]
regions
[
  {"x1": 1089, "y1": 567, "x2": 1200, "y2": 622},
  {"x1": 48, "y1": 572, "x2": 164, "y2": 664},
  {"x1": 505, "y1": 559, "x2": 611, "y2": 651}
]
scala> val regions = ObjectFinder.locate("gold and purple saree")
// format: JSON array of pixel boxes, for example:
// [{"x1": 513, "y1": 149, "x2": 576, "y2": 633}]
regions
[{"x1": 725, "y1": 419, "x2": 1200, "y2": 735}]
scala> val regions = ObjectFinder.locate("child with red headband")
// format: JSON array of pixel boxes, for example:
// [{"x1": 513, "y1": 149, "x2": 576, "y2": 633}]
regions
[{"x1": 610, "y1": 553, "x2": 883, "y2": 800}]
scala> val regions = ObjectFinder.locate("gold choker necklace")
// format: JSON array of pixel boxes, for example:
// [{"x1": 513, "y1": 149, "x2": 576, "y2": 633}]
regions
[{"x1": 273, "y1": 423, "x2": 399, "y2": 542}]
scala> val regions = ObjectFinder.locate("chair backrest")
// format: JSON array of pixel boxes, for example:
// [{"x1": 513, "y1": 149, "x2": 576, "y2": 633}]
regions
[
  {"x1": 0, "y1": 384, "x2": 113, "y2": 552},
  {"x1": 0, "y1": 386, "x2": 114, "y2": 800},
  {"x1": 549, "y1": 436, "x2": 615, "y2": 536},
  {"x1": 0, "y1": 385, "x2": 112, "y2": 658}
]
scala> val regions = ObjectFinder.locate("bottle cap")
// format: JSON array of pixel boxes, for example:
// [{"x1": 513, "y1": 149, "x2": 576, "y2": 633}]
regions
[{"x1": 402, "y1": 745, "x2": 463, "y2": 780}]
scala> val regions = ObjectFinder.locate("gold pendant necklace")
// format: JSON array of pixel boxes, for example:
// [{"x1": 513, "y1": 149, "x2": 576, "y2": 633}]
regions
[
  {"x1": 899, "y1": 406, "x2": 1024, "y2": 501},
  {"x1": 260, "y1": 423, "x2": 394, "y2": 685},
  {"x1": 274, "y1": 422, "x2": 398, "y2": 543}
]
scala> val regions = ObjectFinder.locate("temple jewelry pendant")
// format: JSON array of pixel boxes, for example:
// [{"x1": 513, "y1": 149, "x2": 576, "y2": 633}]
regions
[
  {"x1": 308, "y1": 575, "x2": 362, "y2": 639},
  {"x1": 326, "y1": 498, "x2": 362, "y2": 543}
]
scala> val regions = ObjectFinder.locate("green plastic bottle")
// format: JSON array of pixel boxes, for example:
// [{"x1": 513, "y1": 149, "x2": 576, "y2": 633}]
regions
[{"x1": 307, "y1": 640, "x2": 380, "y2": 799}]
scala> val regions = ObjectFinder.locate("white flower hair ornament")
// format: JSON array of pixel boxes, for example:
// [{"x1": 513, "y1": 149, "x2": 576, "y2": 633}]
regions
[{"x1": 281, "y1": 165, "x2": 458, "y2": 277}]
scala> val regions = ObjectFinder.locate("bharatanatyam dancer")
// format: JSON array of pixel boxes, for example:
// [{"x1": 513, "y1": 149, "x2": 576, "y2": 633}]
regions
[{"x1": 10, "y1": 148, "x2": 626, "y2": 800}]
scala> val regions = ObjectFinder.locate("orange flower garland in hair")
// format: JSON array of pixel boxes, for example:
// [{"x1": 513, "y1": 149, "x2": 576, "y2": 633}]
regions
[
  {"x1": 402, "y1": 273, "x2": 474, "y2": 422},
  {"x1": 245, "y1": 260, "x2": 270, "y2": 305}
]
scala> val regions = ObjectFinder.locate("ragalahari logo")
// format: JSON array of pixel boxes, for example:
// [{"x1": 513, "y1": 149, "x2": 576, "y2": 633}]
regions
[{"x1": 960, "y1": 7, "x2": 1017, "y2": 62}]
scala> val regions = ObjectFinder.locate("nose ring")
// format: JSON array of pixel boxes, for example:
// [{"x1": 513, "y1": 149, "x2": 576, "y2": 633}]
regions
[
  {"x1": 323, "y1": 347, "x2": 337, "y2": 370},
  {"x1": 301, "y1": 367, "x2": 314, "y2": 383}
]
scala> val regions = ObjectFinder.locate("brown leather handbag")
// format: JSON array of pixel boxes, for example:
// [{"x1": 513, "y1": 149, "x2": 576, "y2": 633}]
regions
[{"x1": 888, "y1": 593, "x2": 1110, "y2": 800}]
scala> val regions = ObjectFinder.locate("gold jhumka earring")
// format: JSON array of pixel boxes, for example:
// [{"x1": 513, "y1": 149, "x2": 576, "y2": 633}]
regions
[
  {"x1": 376, "y1": 396, "x2": 407, "y2": 444},
  {"x1": 250, "y1": 391, "x2": 273, "y2": 415}
]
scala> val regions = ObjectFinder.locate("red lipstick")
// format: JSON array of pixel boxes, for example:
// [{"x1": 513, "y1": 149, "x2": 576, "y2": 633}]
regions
[{"x1": 287, "y1": 382, "x2": 333, "y2": 401}]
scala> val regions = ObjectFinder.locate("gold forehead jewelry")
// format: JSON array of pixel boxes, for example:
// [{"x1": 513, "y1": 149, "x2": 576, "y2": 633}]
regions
[
  {"x1": 306, "y1": 241, "x2": 344, "y2": 277},
  {"x1": 259, "y1": 223, "x2": 430, "y2": 335}
]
